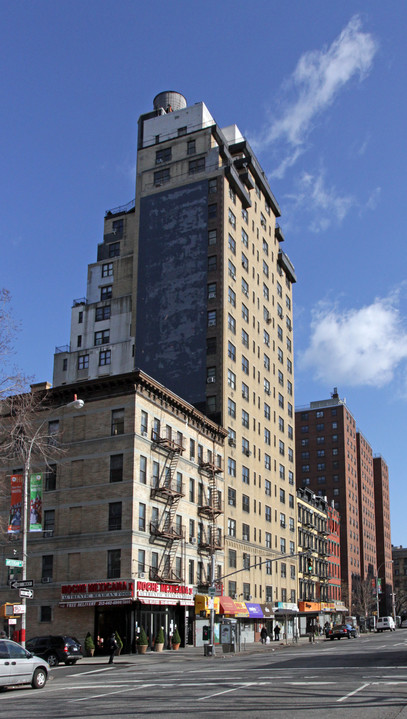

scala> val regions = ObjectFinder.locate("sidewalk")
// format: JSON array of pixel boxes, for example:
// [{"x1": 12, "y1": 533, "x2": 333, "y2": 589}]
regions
[{"x1": 79, "y1": 635, "x2": 329, "y2": 665}]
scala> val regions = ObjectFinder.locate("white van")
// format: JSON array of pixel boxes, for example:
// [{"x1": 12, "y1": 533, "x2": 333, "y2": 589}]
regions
[{"x1": 376, "y1": 616, "x2": 396, "y2": 632}]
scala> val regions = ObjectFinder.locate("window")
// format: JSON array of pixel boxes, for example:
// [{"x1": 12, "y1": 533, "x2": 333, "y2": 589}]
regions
[
  {"x1": 264, "y1": 403, "x2": 270, "y2": 420},
  {"x1": 101, "y1": 285, "x2": 112, "y2": 301},
  {"x1": 107, "y1": 549, "x2": 121, "y2": 579},
  {"x1": 42, "y1": 555, "x2": 53, "y2": 580},
  {"x1": 207, "y1": 336, "x2": 216, "y2": 355},
  {"x1": 189, "y1": 157, "x2": 205, "y2": 174},
  {"x1": 78, "y1": 355, "x2": 89, "y2": 370},
  {"x1": 228, "y1": 313, "x2": 236, "y2": 334},
  {"x1": 281, "y1": 563, "x2": 286, "y2": 578},
  {"x1": 265, "y1": 532, "x2": 272, "y2": 549},
  {"x1": 227, "y1": 369, "x2": 236, "y2": 389},
  {"x1": 99, "y1": 349, "x2": 111, "y2": 366},
  {"x1": 228, "y1": 398, "x2": 236, "y2": 418},
  {"x1": 242, "y1": 329, "x2": 249, "y2": 349},
  {"x1": 138, "y1": 549, "x2": 145, "y2": 574},
  {"x1": 279, "y1": 464, "x2": 285, "y2": 480},
  {"x1": 228, "y1": 286, "x2": 236, "y2": 307},
  {"x1": 242, "y1": 355, "x2": 249, "y2": 374},
  {"x1": 110, "y1": 454, "x2": 123, "y2": 483},
  {"x1": 43, "y1": 509, "x2": 55, "y2": 532},
  {"x1": 228, "y1": 209, "x2": 236, "y2": 229},
  {"x1": 266, "y1": 560, "x2": 272, "y2": 575},
  {"x1": 265, "y1": 506, "x2": 271, "y2": 522},
  {"x1": 109, "y1": 242, "x2": 120, "y2": 258},
  {"x1": 242, "y1": 382, "x2": 249, "y2": 400},
  {"x1": 95, "y1": 330, "x2": 110, "y2": 346},
  {"x1": 241, "y1": 228, "x2": 248, "y2": 247},
  {"x1": 263, "y1": 238, "x2": 269, "y2": 254},
  {"x1": 40, "y1": 606, "x2": 52, "y2": 623},
  {"x1": 242, "y1": 524, "x2": 250, "y2": 541},
  {"x1": 228, "y1": 486, "x2": 236, "y2": 507},
  {"x1": 228, "y1": 341, "x2": 236, "y2": 361},
  {"x1": 228, "y1": 458, "x2": 236, "y2": 477},
  {"x1": 242, "y1": 303, "x2": 249, "y2": 323},
  {"x1": 111, "y1": 409, "x2": 124, "y2": 436},
  {"x1": 241, "y1": 252, "x2": 248, "y2": 271},
  {"x1": 139, "y1": 455, "x2": 147, "y2": 484},
  {"x1": 139, "y1": 503, "x2": 146, "y2": 532},
  {"x1": 228, "y1": 259, "x2": 236, "y2": 280},
  {"x1": 45, "y1": 465, "x2": 57, "y2": 491},
  {"x1": 96, "y1": 305, "x2": 111, "y2": 321},
  {"x1": 208, "y1": 229, "x2": 217, "y2": 245},
  {"x1": 208, "y1": 255, "x2": 217, "y2": 272},
  {"x1": 242, "y1": 207, "x2": 248, "y2": 224},
  {"x1": 263, "y1": 283, "x2": 269, "y2": 301},
  {"x1": 228, "y1": 234, "x2": 236, "y2": 254},
  {"x1": 228, "y1": 518, "x2": 236, "y2": 537},
  {"x1": 207, "y1": 310, "x2": 216, "y2": 327},
  {"x1": 109, "y1": 502, "x2": 122, "y2": 531},
  {"x1": 280, "y1": 488, "x2": 285, "y2": 504},
  {"x1": 265, "y1": 454, "x2": 271, "y2": 470},
  {"x1": 265, "y1": 479, "x2": 271, "y2": 496},
  {"x1": 280, "y1": 538, "x2": 286, "y2": 554},
  {"x1": 264, "y1": 330, "x2": 270, "y2": 347},
  {"x1": 263, "y1": 260, "x2": 269, "y2": 278},
  {"x1": 208, "y1": 178, "x2": 217, "y2": 194},
  {"x1": 242, "y1": 409, "x2": 249, "y2": 428},
  {"x1": 187, "y1": 139, "x2": 196, "y2": 155},
  {"x1": 229, "y1": 549, "x2": 237, "y2": 568},
  {"x1": 156, "y1": 147, "x2": 171, "y2": 164},
  {"x1": 242, "y1": 495, "x2": 250, "y2": 513},
  {"x1": 264, "y1": 428, "x2": 270, "y2": 445},
  {"x1": 208, "y1": 203, "x2": 217, "y2": 218},
  {"x1": 48, "y1": 420, "x2": 59, "y2": 446},
  {"x1": 279, "y1": 440, "x2": 285, "y2": 456},
  {"x1": 242, "y1": 466, "x2": 250, "y2": 484},
  {"x1": 102, "y1": 263, "x2": 113, "y2": 277},
  {"x1": 154, "y1": 168, "x2": 170, "y2": 185}
]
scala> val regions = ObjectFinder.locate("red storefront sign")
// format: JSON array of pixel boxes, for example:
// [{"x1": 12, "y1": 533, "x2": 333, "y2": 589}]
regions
[
  {"x1": 136, "y1": 581, "x2": 194, "y2": 606},
  {"x1": 59, "y1": 580, "x2": 134, "y2": 607}
]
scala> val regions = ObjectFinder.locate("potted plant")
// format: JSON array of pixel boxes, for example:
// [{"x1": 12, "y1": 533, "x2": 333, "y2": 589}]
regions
[
  {"x1": 84, "y1": 633, "x2": 95, "y2": 657},
  {"x1": 115, "y1": 631, "x2": 123, "y2": 655},
  {"x1": 137, "y1": 627, "x2": 148, "y2": 654},
  {"x1": 172, "y1": 627, "x2": 181, "y2": 651},
  {"x1": 155, "y1": 627, "x2": 165, "y2": 652}
]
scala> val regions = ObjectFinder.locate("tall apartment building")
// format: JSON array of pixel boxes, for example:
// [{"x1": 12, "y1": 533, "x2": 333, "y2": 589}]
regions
[
  {"x1": 295, "y1": 389, "x2": 392, "y2": 613},
  {"x1": 374, "y1": 457, "x2": 393, "y2": 614},
  {"x1": 53, "y1": 91, "x2": 298, "y2": 609}
]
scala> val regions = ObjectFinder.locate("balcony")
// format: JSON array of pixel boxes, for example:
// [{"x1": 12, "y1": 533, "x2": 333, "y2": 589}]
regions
[
  {"x1": 198, "y1": 458, "x2": 223, "y2": 474},
  {"x1": 152, "y1": 432, "x2": 184, "y2": 454},
  {"x1": 150, "y1": 521, "x2": 185, "y2": 541}
]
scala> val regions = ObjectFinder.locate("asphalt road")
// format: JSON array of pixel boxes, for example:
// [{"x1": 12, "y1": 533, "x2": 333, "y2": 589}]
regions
[{"x1": 2, "y1": 631, "x2": 407, "y2": 718}]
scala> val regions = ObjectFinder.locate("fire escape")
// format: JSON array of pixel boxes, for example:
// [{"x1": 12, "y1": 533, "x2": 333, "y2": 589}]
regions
[
  {"x1": 197, "y1": 455, "x2": 224, "y2": 588},
  {"x1": 149, "y1": 432, "x2": 185, "y2": 583}
]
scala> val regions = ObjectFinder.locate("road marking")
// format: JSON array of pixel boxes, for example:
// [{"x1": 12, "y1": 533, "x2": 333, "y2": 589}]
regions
[
  {"x1": 289, "y1": 682, "x2": 336, "y2": 685},
  {"x1": 198, "y1": 681, "x2": 255, "y2": 701},
  {"x1": 70, "y1": 683, "x2": 154, "y2": 701},
  {"x1": 66, "y1": 667, "x2": 113, "y2": 676},
  {"x1": 337, "y1": 682, "x2": 370, "y2": 702}
]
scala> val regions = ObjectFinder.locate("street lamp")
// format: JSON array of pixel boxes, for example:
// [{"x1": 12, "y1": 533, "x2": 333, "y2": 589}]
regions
[
  {"x1": 375, "y1": 560, "x2": 393, "y2": 622},
  {"x1": 20, "y1": 397, "x2": 84, "y2": 647}
]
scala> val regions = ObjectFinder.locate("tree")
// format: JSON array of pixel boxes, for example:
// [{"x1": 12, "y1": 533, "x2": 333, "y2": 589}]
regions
[
  {"x1": 0, "y1": 289, "x2": 27, "y2": 398},
  {"x1": 352, "y1": 575, "x2": 377, "y2": 618}
]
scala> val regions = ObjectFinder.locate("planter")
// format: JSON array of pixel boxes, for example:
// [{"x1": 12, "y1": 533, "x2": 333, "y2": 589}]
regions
[
  {"x1": 155, "y1": 643, "x2": 164, "y2": 652},
  {"x1": 86, "y1": 648, "x2": 95, "y2": 657},
  {"x1": 172, "y1": 643, "x2": 180, "y2": 651},
  {"x1": 137, "y1": 644, "x2": 148, "y2": 654}
]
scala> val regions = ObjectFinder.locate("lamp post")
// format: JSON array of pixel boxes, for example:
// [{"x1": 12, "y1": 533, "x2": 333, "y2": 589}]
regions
[
  {"x1": 375, "y1": 560, "x2": 393, "y2": 622},
  {"x1": 20, "y1": 397, "x2": 84, "y2": 647}
]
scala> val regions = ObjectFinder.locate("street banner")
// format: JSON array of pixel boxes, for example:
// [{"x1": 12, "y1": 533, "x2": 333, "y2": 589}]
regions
[
  {"x1": 29, "y1": 473, "x2": 42, "y2": 531},
  {"x1": 8, "y1": 474, "x2": 23, "y2": 534}
]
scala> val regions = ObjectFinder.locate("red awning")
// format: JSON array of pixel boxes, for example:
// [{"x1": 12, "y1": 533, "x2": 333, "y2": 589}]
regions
[{"x1": 219, "y1": 596, "x2": 238, "y2": 614}]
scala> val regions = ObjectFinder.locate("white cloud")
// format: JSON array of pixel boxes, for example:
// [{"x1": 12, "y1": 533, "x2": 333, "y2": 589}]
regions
[
  {"x1": 299, "y1": 292, "x2": 407, "y2": 388},
  {"x1": 254, "y1": 15, "x2": 377, "y2": 173},
  {"x1": 284, "y1": 168, "x2": 355, "y2": 231}
]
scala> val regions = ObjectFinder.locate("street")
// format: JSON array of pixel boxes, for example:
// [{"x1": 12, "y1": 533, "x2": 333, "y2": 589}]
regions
[{"x1": 1, "y1": 631, "x2": 407, "y2": 718}]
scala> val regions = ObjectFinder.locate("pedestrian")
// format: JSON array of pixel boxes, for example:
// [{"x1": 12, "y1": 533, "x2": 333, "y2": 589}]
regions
[
  {"x1": 260, "y1": 626, "x2": 268, "y2": 644},
  {"x1": 107, "y1": 632, "x2": 118, "y2": 664},
  {"x1": 274, "y1": 624, "x2": 280, "y2": 642},
  {"x1": 0, "y1": 630, "x2": 6, "y2": 639}
]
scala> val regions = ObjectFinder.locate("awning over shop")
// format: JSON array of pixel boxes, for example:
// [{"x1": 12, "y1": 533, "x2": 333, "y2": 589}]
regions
[
  {"x1": 233, "y1": 601, "x2": 250, "y2": 617},
  {"x1": 274, "y1": 602, "x2": 299, "y2": 616},
  {"x1": 219, "y1": 596, "x2": 238, "y2": 614},
  {"x1": 246, "y1": 603, "x2": 264, "y2": 618},
  {"x1": 298, "y1": 601, "x2": 321, "y2": 613},
  {"x1": 259, "y1": 603, "x2": 274, "y2": 619}
]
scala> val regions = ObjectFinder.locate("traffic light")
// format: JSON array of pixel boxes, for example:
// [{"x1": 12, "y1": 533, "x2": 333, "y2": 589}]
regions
[{"x1": 307, "y1": 557, "x2": 313, "y2": 573}]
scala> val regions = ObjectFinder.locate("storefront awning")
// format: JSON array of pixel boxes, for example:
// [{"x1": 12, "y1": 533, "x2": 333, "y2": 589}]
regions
[
  {"x1": 246, "y1": 603, "x2": 264, "y2": 618},
  {"x1": 234, "y1": 601, "x2": 250, "y2": 617},
  {"x1": 219, "y1": 596, "x2": 238, "y2": 614},
  {"x1": 259, "y1": 603, "x2": 274, "y2": 618}
]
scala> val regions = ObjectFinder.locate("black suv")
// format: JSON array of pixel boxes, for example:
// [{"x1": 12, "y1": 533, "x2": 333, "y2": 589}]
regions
[{"x1": 26, "y1": 636, "x2": 83, "y2": 666}]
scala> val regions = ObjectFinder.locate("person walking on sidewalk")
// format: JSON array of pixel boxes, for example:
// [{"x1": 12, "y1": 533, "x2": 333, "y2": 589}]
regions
[
  {"x1": 274, "y1": 624, "x2": 280, "y2": 642},
  {"x1": 107, "y1": 632, "x2": 118, "y2": 664},
  {"x1": 260, "y1": 626, "x2": 268, "y2": 644}
]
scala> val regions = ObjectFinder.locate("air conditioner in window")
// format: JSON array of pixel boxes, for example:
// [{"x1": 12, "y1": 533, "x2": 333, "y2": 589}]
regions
[
  {"x1": 141, "y1": 431, "x2": 148, "y2": 437},
  {"x1": 242, "y1": 289, "x2": 248, "y2": 297},
  {"x1": 190, "y1": 537, "x2": 197, "y2": 544},
  {"x1": 266, "y1": 317, "x2": 272, "y2": 324},
  {"x1": 41, "y1": 577, "x2": 52, "y2": 583},
  {"x1": 139, "y1": 572, "x2": 146, "y2": 579},
  {"x1": 249, "y1": 595, "x2": 253, "y2": 601},
  {"x1": 207, "y1": 376, "x2": 216, "y2": 383},
  {"x1": 208, "y1": 292, "x2": 216, "y2": 299},
  {"x1": 208, "y1": 320, "x2": 216, "y2": 327},
  {"x1": 233, "y1": 594, "x2": 238, "y2": 600},
  {"x1": 243, "y1": 449, "x2": 251, "y2": 456},
  {"x1": 228, "y1": 438, "x2": 236, "y2": 447},
  {"x1": 265, "y1": 388, "x2": 271, "y2": 395}
]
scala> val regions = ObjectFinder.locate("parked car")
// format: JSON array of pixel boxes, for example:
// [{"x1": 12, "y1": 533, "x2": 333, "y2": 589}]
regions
[
  {"x1": 327, "y1": 623, "x2": 357, "y2": 640},
  {"x1": 400, "y1": 619, "x2": 407, "y2": 628},
  {"x1": 376, "y1": 616, "x2": 396, "y2": 632},
  {"x1": 0, "y1": 638, "x2": 50, "y2": 690},
  {"x1": 26, "y1": 635, "x2": 83, "y2": 666}
]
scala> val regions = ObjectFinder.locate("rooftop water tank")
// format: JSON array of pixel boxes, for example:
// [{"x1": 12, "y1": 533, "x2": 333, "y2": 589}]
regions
[{"x1": 153, "y1": 91, "x2": 187, "y2": 113}]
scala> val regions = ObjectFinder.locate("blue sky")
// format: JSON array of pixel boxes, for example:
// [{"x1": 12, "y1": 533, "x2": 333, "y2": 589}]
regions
[{"x1": 1, "y1": 1, "x2": 406, "y2": 545}]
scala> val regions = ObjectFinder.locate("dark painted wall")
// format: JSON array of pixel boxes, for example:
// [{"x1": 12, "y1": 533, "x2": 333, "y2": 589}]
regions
[{"x1": 135, "y1": 181, "x2": 208, "y2": 405}]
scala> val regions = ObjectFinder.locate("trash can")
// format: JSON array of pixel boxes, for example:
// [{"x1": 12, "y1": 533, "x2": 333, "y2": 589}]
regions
[{"x1": 204, "y1": 644, "x2": 214, "y2": 656}]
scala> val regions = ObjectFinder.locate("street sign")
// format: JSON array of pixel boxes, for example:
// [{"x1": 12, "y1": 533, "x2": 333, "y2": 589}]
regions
[
  {"x1": 10, "y1": 580, "x2": 34, "y2": 590},
  {"x1": 6, "y1": 559, "x2": 23, "y2": 568},
  {"x1": 13, "y1": 605, "x2": 25, "y2": 614},
  {"x1": 19, "y1": 589, "x2": 34, "y2": 599},
  {"x1": 208, "y1": 586, "x2": 216, "y2": 597}
]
